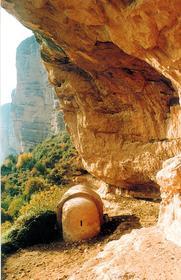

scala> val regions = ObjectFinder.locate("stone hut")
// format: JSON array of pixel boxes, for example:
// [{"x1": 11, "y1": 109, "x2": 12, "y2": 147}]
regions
[{"x1": 57, "y1": 184, "x2": 104, "y2": 241}]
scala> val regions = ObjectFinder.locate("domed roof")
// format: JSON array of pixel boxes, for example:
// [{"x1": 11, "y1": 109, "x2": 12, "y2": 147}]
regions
[{"x1": 57, "y1": 184, "x2": 104, "y2": 225}]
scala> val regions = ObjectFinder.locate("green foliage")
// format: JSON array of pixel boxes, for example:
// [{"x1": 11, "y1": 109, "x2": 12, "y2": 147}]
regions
[
  {"x1": 1, "y1": 210, "x2": 61, "y2": 257},
  {"x1": 16, "y1": 153, "x2": 35, "y2": 170},
  {"x1": 7, "y1": 196, "x2": 25, "y2": 218},
  {"x1": 34, "y1": 161, "x2": 46, "y2": 174},
  {"x1": 33, "y1": 131, "x2": 76, "y2": 169},
  {"x1": 48, "y1": 158, "x2": 77, "y2": 185},
  {"x1": 1, "y1": 131, "x2": 84, "y2": 255},
  {"x1": 1, "y1": 208, "x2": 12, "y2": 223},
  {"x1": 1, "y1": 155, "x2": 17, "y2": 176},
  {"x1": 4, "y1": 183, "x2": 20, "y2": 197},
  {"x1": 19, "y1": 186, "x2": 68, "y2": 218},
  {"x1": 1, "y1": 132, "x2": 76, "y2": 215},
  {"x1": 24, "y1": 177, "x2": 47, "y2": 199},
  {"x1": 1, "y1": 221, "x2": 12, "y2": 235},
  {"x1": 1, "y1": 195, "x2": 13, "y2": 211}
]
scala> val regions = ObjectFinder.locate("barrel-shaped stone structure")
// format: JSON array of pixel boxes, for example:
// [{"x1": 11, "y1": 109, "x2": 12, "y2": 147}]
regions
[{"x1": 57, "y1": 185, "x2": 104, "y2": 241}]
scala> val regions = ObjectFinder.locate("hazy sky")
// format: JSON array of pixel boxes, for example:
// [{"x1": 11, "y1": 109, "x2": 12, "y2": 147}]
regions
[{"x1": 0, "y1": 8, "x2": 32, "y2": 105}]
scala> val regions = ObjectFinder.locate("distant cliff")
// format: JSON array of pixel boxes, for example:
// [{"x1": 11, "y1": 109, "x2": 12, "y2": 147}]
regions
[
  {"x1": 1, "y1": 36, "x2": 64, "y2": 162},
  {"x1": 0, "y1": 102, "x2": 18, "y2": 162}
]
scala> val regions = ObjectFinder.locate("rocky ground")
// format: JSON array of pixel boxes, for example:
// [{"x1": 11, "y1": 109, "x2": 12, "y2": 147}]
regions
[{"x1": 2, "y1": 195, "x2": 159, "y2": 280}]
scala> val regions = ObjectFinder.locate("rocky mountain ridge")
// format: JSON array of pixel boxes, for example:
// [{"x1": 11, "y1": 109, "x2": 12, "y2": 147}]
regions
[
  {"x1": 0, "y1": 103, "x2": 17, "y2": 162},
  {"x1": 0, "y1": 35, "x2": 64, "y2": 162}
]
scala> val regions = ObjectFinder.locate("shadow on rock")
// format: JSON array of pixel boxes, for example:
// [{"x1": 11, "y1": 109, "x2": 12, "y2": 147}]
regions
[
  {"x1": 100, "y1": 214, "x2": 141, "y2": 241},
  {"x1": 2, "y1": 212, "x2": 141, "y2": 260}
]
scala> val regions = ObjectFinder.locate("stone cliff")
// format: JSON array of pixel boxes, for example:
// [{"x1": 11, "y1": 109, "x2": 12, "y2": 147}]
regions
[
  {"x1": 2, "y1": 0, "x2": 180, "y2": 194},
  {"x1": 0, "y1": 103, "x2": 18, "y2": 162},
  {"x1": 1, "y1": 35, "x2": 64, "y2": 162},
  {"x1": 11, "y1": 35, "x2": 64, "y2": 153},
  {"x1": 1, "y1": 1, "x2": 181, "y2": 278}
]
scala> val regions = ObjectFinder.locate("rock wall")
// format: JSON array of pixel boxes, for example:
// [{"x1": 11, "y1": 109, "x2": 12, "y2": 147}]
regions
[
  {"x1": 156, "y1": 154, "x2": 181, "y2": 246},
  {"x1": 11, "y1": 35, "x2": 64, "y2": 153},
  {"x1": 2, "y1": 0, "x2": 180, "y2": 193},
  {"x1": 0, "y1": 103, "x2": 18, "y2": 162},
  {"x1": 1, "y1": 35, "x2": 64, "y2": 162},
  {"x1": 69, "y1": 154, "x2": 181, "y2": 279}
]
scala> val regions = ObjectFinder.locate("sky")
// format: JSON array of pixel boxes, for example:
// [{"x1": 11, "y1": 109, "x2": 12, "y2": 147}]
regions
[{"x1": 0, "y1": 8, "x2": 32, "y2": 105}]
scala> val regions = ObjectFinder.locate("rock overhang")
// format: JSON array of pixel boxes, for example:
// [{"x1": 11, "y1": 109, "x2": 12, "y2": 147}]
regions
[{"x1": 2, "y1": 0, "x2": 181, "y2": 191}]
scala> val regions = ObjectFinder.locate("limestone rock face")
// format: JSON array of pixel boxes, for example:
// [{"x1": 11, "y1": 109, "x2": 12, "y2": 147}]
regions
[
  {"x1": 70, "y1": 227, "x2": 181, "y2": 280},
  {"x1": 156, "y1": 154, "x2": 181, "y2": 246},
  {"x1": 0, "y1": 103, "x2": 18, "y2": 162},
  {"x1": 10, "y1": 36, "x2": 64, "y2": 153},
  {"x1": 1, "y1": 36, "x2": 64, "y2": 162},
  {"x1": 2, "y1": 1, "x2": 181, "y2": 190}
]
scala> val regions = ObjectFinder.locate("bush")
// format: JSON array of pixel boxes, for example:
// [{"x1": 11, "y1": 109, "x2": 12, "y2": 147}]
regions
[
  {"x1": 20, "y1": 186, "x2": 68, "y2": 217},
  {"x1": 1, "y1": 208, "x2": 12, "y2": 223},
  {"x1": 1, "y1": 211, "x2": 61, "y2": 257},
  {"x1": 4, "y1": 183, "x2": 20, "y2": 197},
  {"x1": 34, "y1": 161, "x2": 46, "y2": 174},
  {"x1": 24, "y1": 177, "x2": 47, "y2": 199},
  {"x1": 48, "y1": 165, "x2": 67, "y2": 184},
  {"x1": 1, "y1": 221, "x2": 12, "y2": 235},
  {"x1": 33, "y1": 132, "x2": 76, "y2": 167},
  {"x1": 16, "y1": 153, "x2": 34, "y2": 170},
  {"x1": 1, "y1": 155, "x2": 17, "y2": 176},
  {"x1": 7, "y1": 196, "x2": 25, "y2": 218},
  {"x1": 1, "y1": 195, "x2": 13, "y2": 211}
]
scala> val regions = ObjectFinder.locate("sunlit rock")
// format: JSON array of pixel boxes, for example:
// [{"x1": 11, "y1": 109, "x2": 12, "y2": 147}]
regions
[
  {"x1": 1, "y1": 0, "x2": 181, "y2": 194},
  {"x1": 157, "y1": 154, "x2": 181, "y2": 246},
  {"x1": 12, "y1": 36, "x2": 64, "y2": 153}
]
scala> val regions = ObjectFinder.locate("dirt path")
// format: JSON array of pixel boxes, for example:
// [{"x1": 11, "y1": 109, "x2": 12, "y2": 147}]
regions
[{"x1": 2, "y1": 196, "x2": 159, "y2": 280}]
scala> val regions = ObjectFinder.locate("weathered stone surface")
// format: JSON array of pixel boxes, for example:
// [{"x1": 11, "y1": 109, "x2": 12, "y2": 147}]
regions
[
  {"x1": 69, "y1": 155, "x2": 181, "y2": 278},
  {"x1": 156, "y1": 154, "x2": 181, "y2": 246},
  {"x1": 2, "y1": 0, "x2": 180, "y2": 191},
  {"x1": 1, "y1": 36, "x2": 65, "y2": 162},
  {"x1": 70, "y1": 227, "x2": 181, "y2": 280},
  {"x1": 0, "y1": 103, "x2": 18, "y2": 162},
  {"x1": 11, "y1": 35, "x2": 64, "y2": 153}
]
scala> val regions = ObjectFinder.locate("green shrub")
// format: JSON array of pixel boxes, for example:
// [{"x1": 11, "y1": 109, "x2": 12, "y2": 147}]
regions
[
  {"x1": 7, "y1": 196, "x2": 25, "y2": 218},
  {"x1": 20, "y1": 186, "x2": 68, "y2": 217},
  {"x1": 4, "y1": 183, "x2": 20, "y2": 197},
  {"x1": 24, "y1": 177, "x2": 47, "y2": 199},
  {"x1": 1, "y1": 208, "x2": 12, "y2": 223},
  {"x1": 1, "y1": 132, "x2": 78, "y2": 213},
  {"x1": 33, "y1": 132, "x2": 76, "y2": 167},
  {"x1": 1, "y1": 195, "x2": 13, "y2": 211},
  {"x1": 1, "y1": 211, "x2": 61, "y2": 257},
  {"x1": 34, "y1": 161, "x2": 46, "y2": 174},
  {"x1": 1, "y1": 155, "x2": 17, "y2": 176},
  {"x1": 16, "y1": 153, "x2": 35, "y2": 170},
  {"x1": 1, "y1": 221, "x2": 12, "y2": 235}
]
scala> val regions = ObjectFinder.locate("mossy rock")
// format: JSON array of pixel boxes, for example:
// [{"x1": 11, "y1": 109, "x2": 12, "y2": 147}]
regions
[{"x1": 2, "y1": 210, "x2": 61, "y2": 257}]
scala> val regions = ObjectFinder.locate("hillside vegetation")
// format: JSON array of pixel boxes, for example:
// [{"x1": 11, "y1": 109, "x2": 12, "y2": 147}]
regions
[{"x1": 1, "y1": 132, "x2": 85, "y2": 254}]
